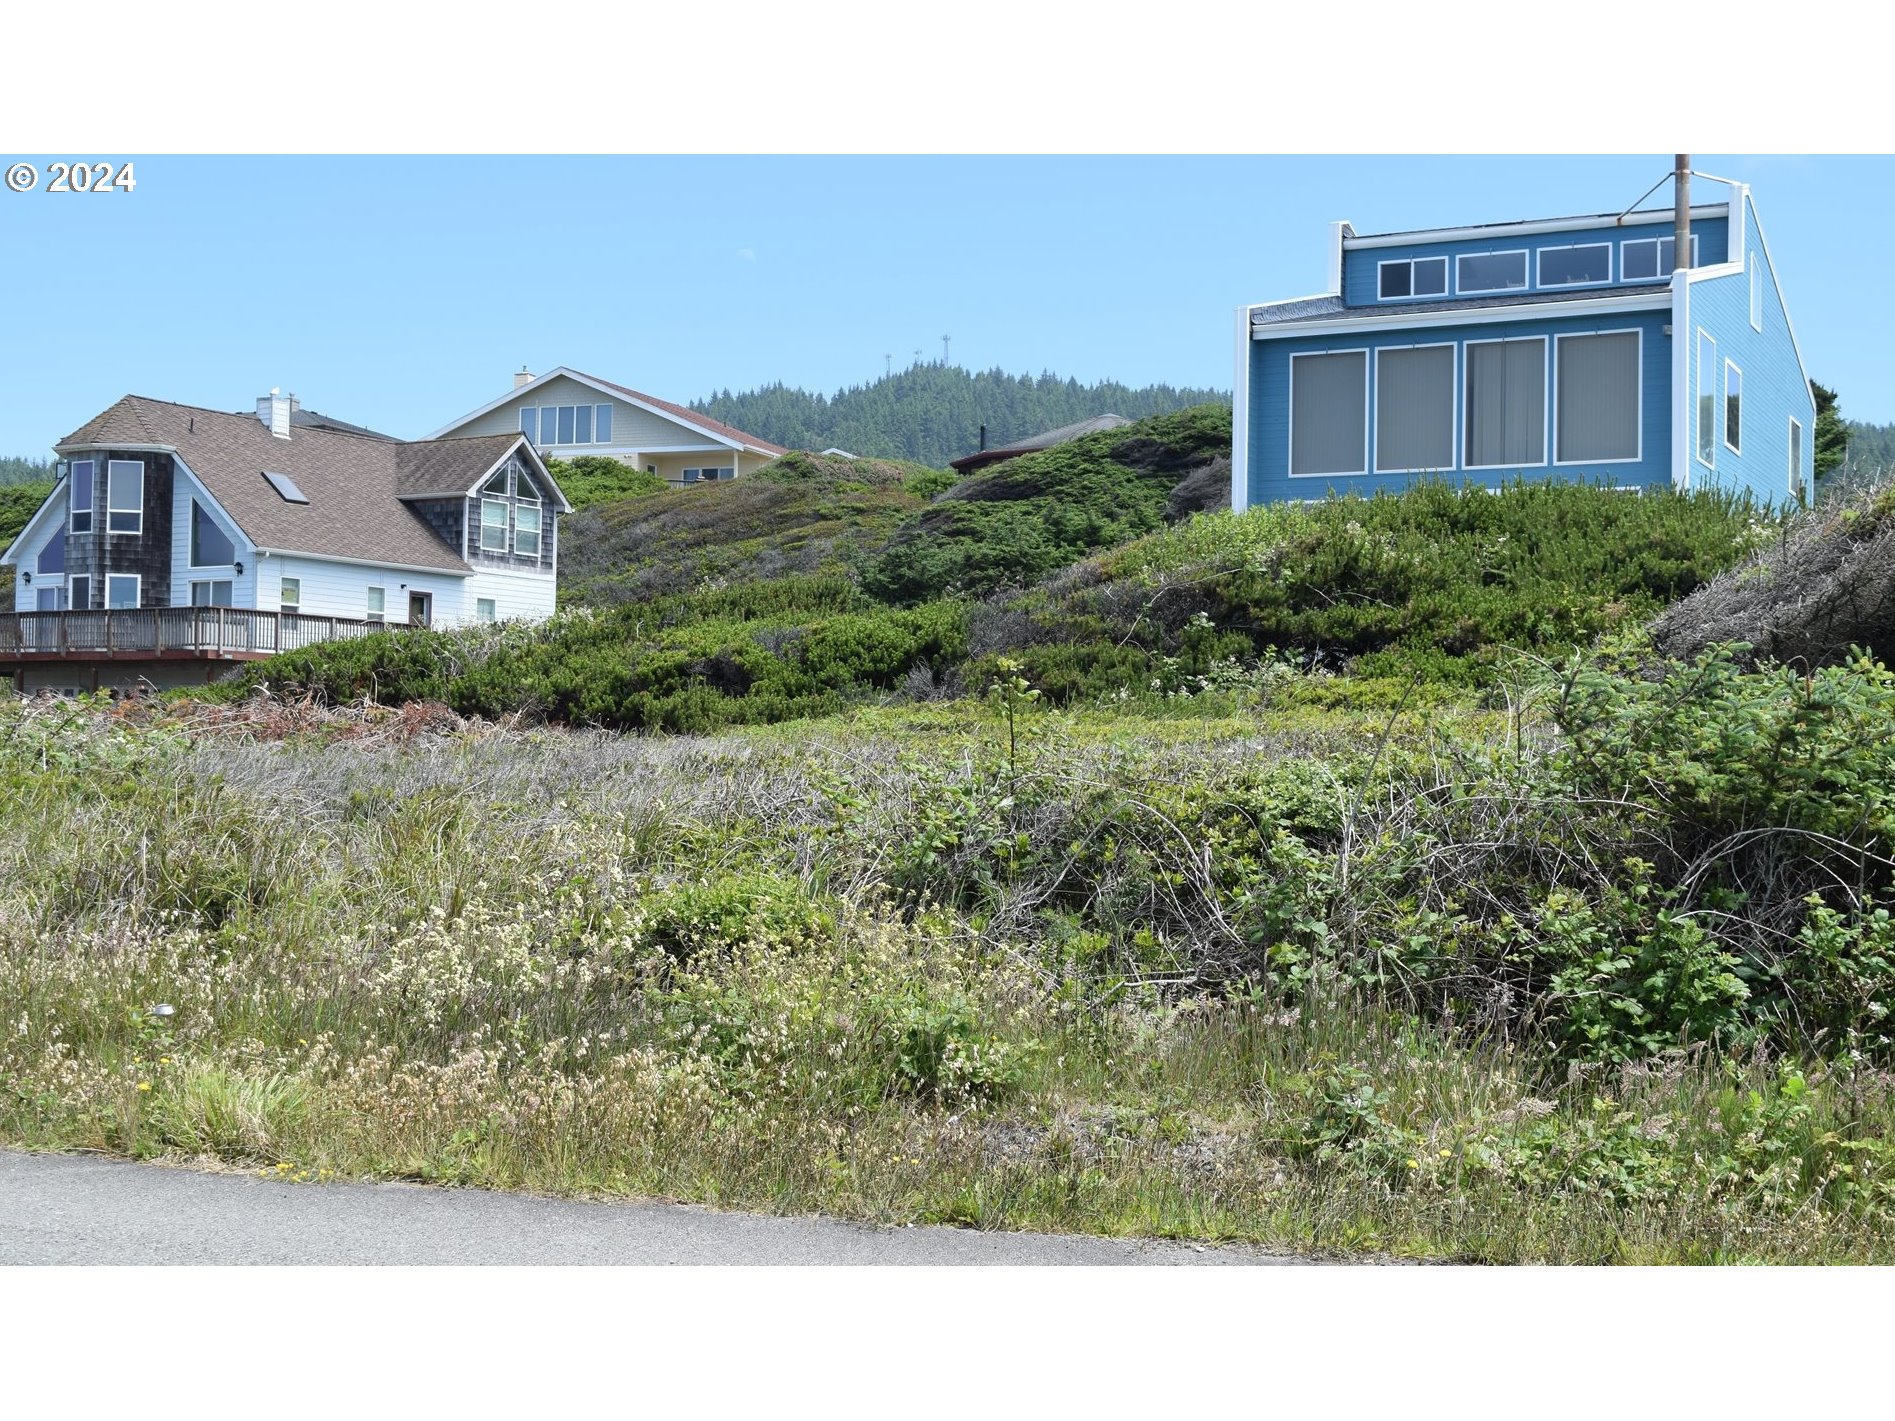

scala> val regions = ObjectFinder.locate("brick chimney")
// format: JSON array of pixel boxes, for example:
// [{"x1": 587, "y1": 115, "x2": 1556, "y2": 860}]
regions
[
  {"x1": 513, "y1": 367, "x2": 535, "y2": 390},
  {"x1": 256, "y1": 388, "x2": 295, "y2": 439}
]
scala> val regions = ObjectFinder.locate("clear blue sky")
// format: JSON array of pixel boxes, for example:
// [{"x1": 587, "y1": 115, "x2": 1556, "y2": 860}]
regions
[{"x1": 1, "y1": 154, "x2": 1886, "y2": 457}]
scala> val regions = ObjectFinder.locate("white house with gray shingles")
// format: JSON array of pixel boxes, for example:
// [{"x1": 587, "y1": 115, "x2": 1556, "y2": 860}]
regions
[
  {"x1": 2, "y1": 390, "x2": 572, "y2": 692},
  {"x1": 431, "y1": 367, "x2": 786, "y2": 486}
]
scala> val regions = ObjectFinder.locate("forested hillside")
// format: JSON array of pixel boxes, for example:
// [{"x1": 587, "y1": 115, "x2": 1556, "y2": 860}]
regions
[
  {"x1": 691, "y1": 364, "x2": 1227, "y2": 467},
  {"x1": 0, "y1": 456, "x2": 56, "y2": 487}
]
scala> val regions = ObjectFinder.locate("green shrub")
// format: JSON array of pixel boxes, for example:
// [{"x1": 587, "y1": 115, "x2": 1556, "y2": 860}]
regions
[
  {"x1": 543, "y1": 454, "x2": 667, "y2": 512},
  {"x1": 984, "y1": 479, "x2": 1766, "y2": 695}
]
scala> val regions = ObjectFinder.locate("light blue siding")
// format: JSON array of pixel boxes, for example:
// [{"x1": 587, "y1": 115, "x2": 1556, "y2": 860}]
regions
[
  {"x1": 1247, "y1": 309, "x2": 1674, "y2": 505},
  {"x1": 7, "y1": 483, "x2": 69, "y2": 612},
  {"x1": 169, "y1": 464, "x2": 257, "y2": 609},
  {"x1": 1345, "y1": 216, "x2": 1729, "y2": 306},
  {"x1": 1682, "y1": 196, "x2": 1816, "y2": 508}
]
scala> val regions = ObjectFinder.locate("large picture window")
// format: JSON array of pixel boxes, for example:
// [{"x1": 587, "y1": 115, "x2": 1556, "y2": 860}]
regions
[
  {"x1": 1374, "y1": 345, "x2": 1454, "y2": 473},
  {"x1": 1377, "y1": 257, "x2": 1448, "y2": 301},
  {"x1": 107, "y1": 460, "x2": 144, "y2": 534},
  {"x1": 106, "y1": 574, "x2": 139, "y2": 610},
  {"x1": 1456, "y1": 250, "x2": 1528, "y2": 294},
  {"x1": 69, "y1": 460, "x2": 94, "y2": 534},
  {"x1": 190, "y1": 499, "x2": 237, "y2": 566},
  {"x1": 36, "y1": 533, "x2": 64, "y2": 576},
  {"x1": 1555, "y1": 331, "x2": 1641, "y2": 464},
  {"x1": 1463, "y1": 338, "x2": 1546, "y2": 469},
  {"x1": 1697, "y1": 331, "x2": 1717, "y2": 468},
  {"x1": 1289, "y1": 351, "x2": 1368, "y2": 477},
  {"x1": 1538, "y1": 243, "x2": 1611, "y2": 288}
]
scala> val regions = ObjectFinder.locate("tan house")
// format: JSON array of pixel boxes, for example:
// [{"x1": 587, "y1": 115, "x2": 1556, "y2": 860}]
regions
[{"x1": 429, "y1": 368, "x2": 786, "y2": 486}]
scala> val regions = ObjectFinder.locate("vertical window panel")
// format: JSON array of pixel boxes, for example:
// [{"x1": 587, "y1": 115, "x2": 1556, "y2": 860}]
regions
[
  {"x1": 1725, "y1": 361, "x2": 1743, "y2": 453},
  {"x1": 1289, "y1": 351, "x2": 1368, "y2": 477},
  {"x1": 595, "y1": 404, "x2": 612, "y2": 443},
  {"x1": 107, "y1": 461, "x2": 144, "y2": 534},
  {"x1": 1697, "y1": 331, "x2": 1717, "y2": 467},
  {"x1": 1374, "y1": 345, "x2": 1454, "y2": 473},
  {"x1": 69, "y1": 461, "x2": 94, "y2": 533},
  {"x1": 1555, "y1": 331, "x2": 1641, "y2": 463},
  {"x1": 1464, "y1": 339, "x2": 1546, "y2": 468}
]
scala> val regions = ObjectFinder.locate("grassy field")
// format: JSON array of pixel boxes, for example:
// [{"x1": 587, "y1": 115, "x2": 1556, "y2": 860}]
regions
[{"x1": 8, "y1": 665, "x2": 1895, "y2": 1263}]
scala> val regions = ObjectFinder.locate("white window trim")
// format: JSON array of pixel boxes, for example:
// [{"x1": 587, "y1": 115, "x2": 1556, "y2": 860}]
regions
[
  {"x1": 513, "y1": 502, "x2": 542, "y2": 559},
  {"x1": 480, "y1": 496, "x2": 510, "y2": 552},
  {"x1": 476, "y1": 598, "x2": 498, "y2": 623},
  {"x1": 69, "y1": 574, "x2": 91, "y2": 609},
  {"x1": 1750, "y1": 265, "x2": 1764, "y2": 332},
  {"x1": 366, "y1": 586, "x2": 386, "y2": 623},
  {"x1": 1788, "y1": 417, "x2": 1805, "y2": 497},
  {"x1": 1536, "y1": 242, "x2": 1613, "y2": 291},
  {"x1": 1621, "y1": 234, "x2": 1700, "y2": 284},
  {"x1": 1455, "y1": 249, "x2": 1530, "y2": 296},
  {"x1": 1724, "y1": 358, "x2": 1743, "y2": 455},
  {"x1": 1376, "y1": 256, "x2": 1449, "y2": 303},
  {"x1": 1551, "y1": 328, "x2": 1644, "y2": 467},
  {"x1": 1372, "y1": 342, "x2": 1458, "y2": 474},
  {"x1": 1286, "y1": 348, "x2": 1370, "y2": 479},
  {"x1": 1696, "y1": 330, "x2": 1718, "y2": 471},
  {"x1": 1461, "y1": 335, "x2": 1549, "y2": 471},
  {"x1": 69, "y1": 459, "x2": 95, "y2": 534},
  {"x1": 106, "y1": 459, "x2": 144, "y2": 536},
  {"x1": 280, "y1": 576, "x2": 301, "y2": 609},
  {"x1": 105, "y1": 573, "x2": 140, "y2": 610}
]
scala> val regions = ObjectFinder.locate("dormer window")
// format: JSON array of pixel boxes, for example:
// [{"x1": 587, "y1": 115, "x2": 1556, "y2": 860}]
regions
[
  {"x1": 1378, "y1": 256, "x2": 1447, "y2": 301},
  {"x1": 1456, "y1": 250, "x2": 1528, "y2": 294},
  {"x1": 481, "y1": 495, "x2": 509, "y2": 551},
  {"x1": 514, "y1": 502, "x2": 541, "y2": 558}
]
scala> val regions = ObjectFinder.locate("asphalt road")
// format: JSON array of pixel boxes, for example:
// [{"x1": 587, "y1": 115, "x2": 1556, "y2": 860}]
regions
[{"x1": 0, "y1": 1151, "x2": 1298, "y2": 1265}]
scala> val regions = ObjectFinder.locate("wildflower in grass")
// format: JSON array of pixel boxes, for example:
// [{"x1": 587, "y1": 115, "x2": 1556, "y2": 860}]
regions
[
  {"x1": 1407, "y1": 1158, "x2": 1419, "y2": 1170},
  {"x1": 135, "y1": 1081, "x2": 152, "y2": 1092}
]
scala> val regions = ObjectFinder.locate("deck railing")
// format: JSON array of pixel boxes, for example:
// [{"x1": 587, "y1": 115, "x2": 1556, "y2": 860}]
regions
[{"x1": 0, "y1": 607, "x2": 383, "y2": 659}]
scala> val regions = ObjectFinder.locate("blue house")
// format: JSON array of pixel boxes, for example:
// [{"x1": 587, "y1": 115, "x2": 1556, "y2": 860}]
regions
[{"x1": 1232, "y1": 181, "x2": 1816, "y2": 512}]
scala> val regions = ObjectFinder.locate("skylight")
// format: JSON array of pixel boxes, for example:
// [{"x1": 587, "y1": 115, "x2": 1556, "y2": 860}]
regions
[{"x1": 262, "y1": 470, "x2": 309, "y2": 504}]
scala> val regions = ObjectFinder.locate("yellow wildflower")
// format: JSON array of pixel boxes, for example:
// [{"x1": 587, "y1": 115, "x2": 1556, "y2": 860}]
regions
[
  {"x1": 1406, "y1": 1158, "x2": 1419, "y2": 1169},
  {"x1": 135, "y1": 1081, "x2": 152, "y2": 1092}
]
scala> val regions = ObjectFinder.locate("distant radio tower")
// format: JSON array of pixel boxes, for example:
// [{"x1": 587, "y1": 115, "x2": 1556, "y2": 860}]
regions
[
  {"x1": 884, "y1": 353, "x2": 892, "y2": 379},
  {"x1": 913, "y1": 349, "x2": 922, "y2": 367},
  {"x1": 942, "y1": 334, "x2": 952, "y2": 366}
]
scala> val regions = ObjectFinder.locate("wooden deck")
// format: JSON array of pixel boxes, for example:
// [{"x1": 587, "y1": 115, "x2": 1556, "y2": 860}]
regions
[{"x1": 0, "y1": 607, "x2": 381, "y2": 663}]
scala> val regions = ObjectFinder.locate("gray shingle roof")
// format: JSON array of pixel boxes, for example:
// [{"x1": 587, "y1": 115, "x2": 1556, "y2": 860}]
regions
[
  {"x1": 1250, "y1": 284, "x2": 1667, "y2": 329},
  {"x1": 53, "y1": 396, "x2": 532, "y2": 573}
]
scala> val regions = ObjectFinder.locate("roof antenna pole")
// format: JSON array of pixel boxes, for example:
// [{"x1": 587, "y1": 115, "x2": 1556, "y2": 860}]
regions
[{"x1": 1674, "y1": 154, "x2": 1692, "y2": 270}]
